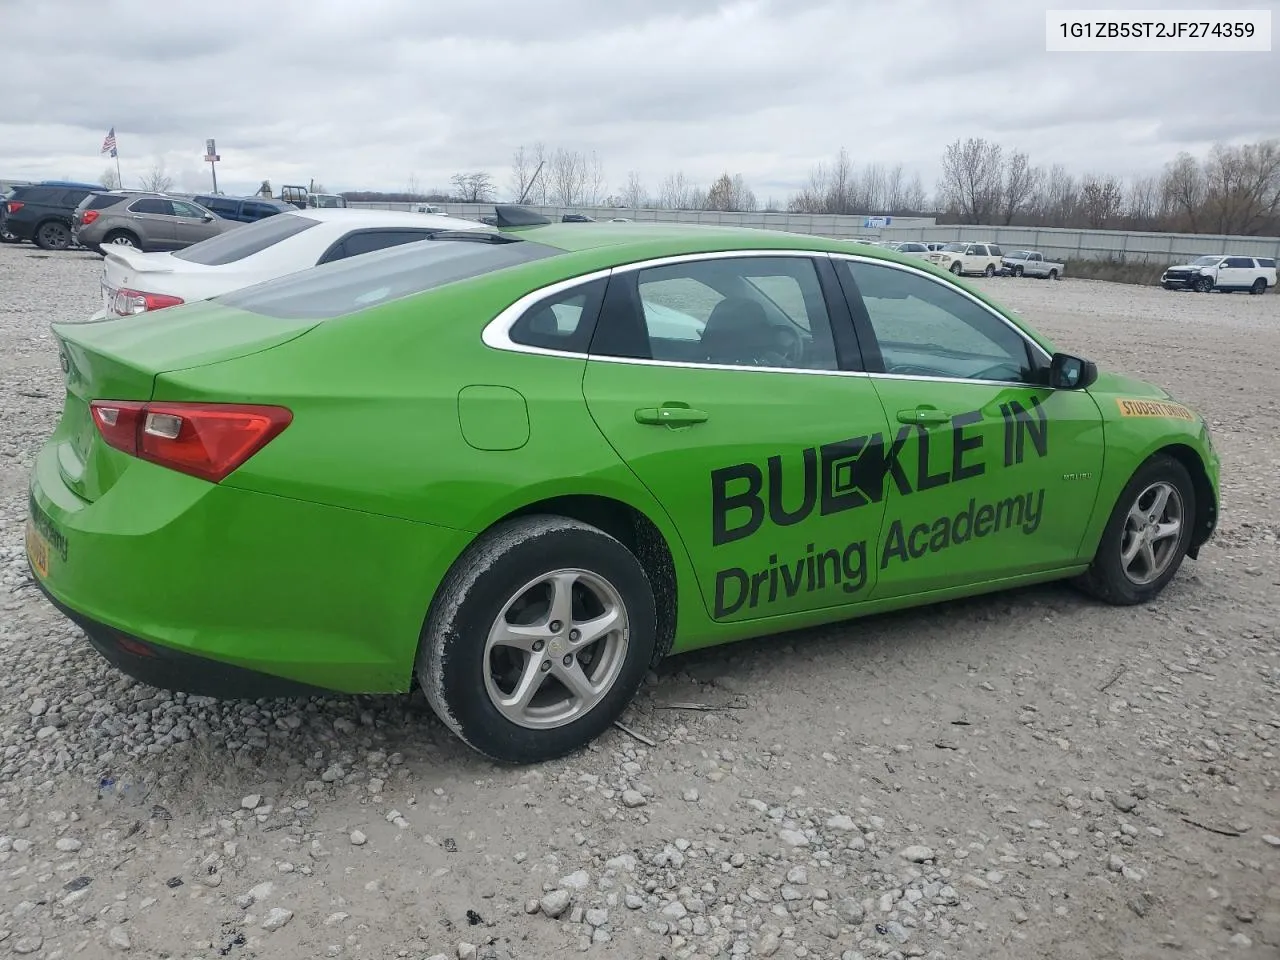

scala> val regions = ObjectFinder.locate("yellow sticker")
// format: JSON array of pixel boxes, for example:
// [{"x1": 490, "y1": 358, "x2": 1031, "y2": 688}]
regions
[{"x1": 1116, "y1": 398, "x2": 1196, "y2": 421}]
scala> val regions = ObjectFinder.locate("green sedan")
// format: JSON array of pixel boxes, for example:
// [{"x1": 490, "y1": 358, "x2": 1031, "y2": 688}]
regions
[{"x1": 26, "y1": 208, "x2": 1220, "y2": 762}]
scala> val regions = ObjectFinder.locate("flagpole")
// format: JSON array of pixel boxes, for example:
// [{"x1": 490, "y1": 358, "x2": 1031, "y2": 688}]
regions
[{"x1": 115, "y1": 147, "x2": 122, "y2": 189}]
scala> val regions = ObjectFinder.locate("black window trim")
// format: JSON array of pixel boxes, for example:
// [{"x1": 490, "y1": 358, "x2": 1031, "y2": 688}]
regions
[{"x1": 482, "y1": 250, "x2": 1054, "y2": 388}]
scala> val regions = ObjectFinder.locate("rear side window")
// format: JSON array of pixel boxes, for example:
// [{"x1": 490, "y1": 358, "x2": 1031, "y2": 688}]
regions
[
  {"x1": 87, "y1": 193, "x2": 128, "y2": 211},
  {"x1": 218, "y1": 237, "x2": 562, "y2": 320},
  {"x1": 242, "y1": 202, "x2": 282, "y2": 220},
  {"x1": 989, "y1": 245, "x2": 1003, "y2": 256},
  {"x1": 17, "y1": 187, "x2": 59, "y2": 204},
  {"x1": 173, "y1": 213, "x2": 319, "y2": 266},
  {"x1": 130, "y1": 198, "x2": 173, "y2": 215},
  {"x1": 1258, "y1": 258, "x2": 1276, "y2": 268},
  {"x1": 509, "y1": 279, "x2": 607, "y2": 352}
]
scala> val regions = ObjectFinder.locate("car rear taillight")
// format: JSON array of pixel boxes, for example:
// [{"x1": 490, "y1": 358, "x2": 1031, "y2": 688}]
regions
[
  {"x1": 6, "y1": 201, "x2": 23, "y2": 214},
  {"x1": 111, "y1": 287, "x2": 185, "y2": 316},
  {"x1": 89, "y1": 400, "x2": 292, "y2": 483},
  {"x1": 81, "y1": 210, "x2": 100, "y2": 226}
]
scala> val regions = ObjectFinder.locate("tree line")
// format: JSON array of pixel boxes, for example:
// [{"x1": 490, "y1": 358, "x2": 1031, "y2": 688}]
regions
[{"x1": 322, "y1": 136, "x2": 1280, "y2": 237}]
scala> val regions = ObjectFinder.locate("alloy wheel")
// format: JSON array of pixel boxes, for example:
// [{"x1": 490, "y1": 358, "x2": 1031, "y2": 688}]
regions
[
  {"x1": 1120, "y1": 481, "x2": 1184, "y2": 585},
  {"x1": 483, "y1": 568, "x2": 630, "y2": 730}
]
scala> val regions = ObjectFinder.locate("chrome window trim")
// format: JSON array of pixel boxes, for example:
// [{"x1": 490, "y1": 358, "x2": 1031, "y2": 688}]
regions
[{"x1": 479, "y1": 248, "x2": 1054, "y2": 386}]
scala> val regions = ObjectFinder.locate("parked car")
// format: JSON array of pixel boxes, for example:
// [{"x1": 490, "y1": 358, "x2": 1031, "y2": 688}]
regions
[
  {"x1": 0, "y1": 181, "x2": 106, "y2": 250},
  {"x1": 1002, "y1": 249, "x2": 1065, "y2": 279},
  {"x1": 411, "y1": 203, "x2": 447, "y2": 215},
  {"x1": 562, "y1": 214, "x2": 595, "y2": 222},
  {"x1": 27, "y1": 208, "x2": 1219, "y2": 763},
  {"x1": 190, "y1": 194, "x2": 296, "y2": 224},
  {"x1": 307, "y1": 193, "x2": 348, "y2": 209},
  {"x1": 890, "y1": 241, "x2": 932, "y2": 259},
  {"x1": 1161, "y1": 255, "x2": 1275, "y2": 294},
  {"x1": 926, "y1": 241, "x2": 1004, "y2": 276},
  {"x1": 87, "y1": 208, "x2": 487, "y2": 320},
  {"x1": 71, "y1": 191, "x2": 230, "y2": 254}
]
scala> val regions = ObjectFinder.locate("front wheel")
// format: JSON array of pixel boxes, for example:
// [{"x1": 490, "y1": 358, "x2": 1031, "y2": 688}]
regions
[
  {"x1": 1194, "y1": 277, "x2": 1213, "y2": 293},
  {"x1": 1075, "y1": 454, "x2": 1196, "y2": 605},
  {"x1": 418, "y1": 515, "x2": 657, "y2": 763},
  {"x1": 1013, "y1": 266, "x2": 1024, "y2": 277},
  {"x1": 949, "y1": 261, "x2": 963, "y2": 275}
]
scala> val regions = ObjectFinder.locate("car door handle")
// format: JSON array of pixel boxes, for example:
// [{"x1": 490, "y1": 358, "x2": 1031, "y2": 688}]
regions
[
  {"x1": 635, "y1": 404, "x2": 709, "y2": 426},
  {"x1": 897, "y1": 407, "x2": 950, "y2": 425}
]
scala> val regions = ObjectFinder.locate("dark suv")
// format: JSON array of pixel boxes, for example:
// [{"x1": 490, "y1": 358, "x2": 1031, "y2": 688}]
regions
[
  {"x1": 190, "y1": 194, "x2": 294, "y2": 223},
  {"x1": 0, "y1": 181, "x2": 106, "y2": 250}
]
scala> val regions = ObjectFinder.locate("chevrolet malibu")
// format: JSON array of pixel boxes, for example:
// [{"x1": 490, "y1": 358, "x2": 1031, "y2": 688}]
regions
[{"x1": 26, "y1": 208, "x2": 1220, "y2": 763}]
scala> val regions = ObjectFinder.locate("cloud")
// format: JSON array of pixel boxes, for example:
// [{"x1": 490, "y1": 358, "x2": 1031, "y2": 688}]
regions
[{"x1": 2, "y1": 0, "x2": 1277, "y2": 200}]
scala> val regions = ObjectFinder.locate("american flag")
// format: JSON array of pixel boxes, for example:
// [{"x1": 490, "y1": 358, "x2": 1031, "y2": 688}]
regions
[{"x1": 101, "y1": 127, "x2": 117, "y2": 157}]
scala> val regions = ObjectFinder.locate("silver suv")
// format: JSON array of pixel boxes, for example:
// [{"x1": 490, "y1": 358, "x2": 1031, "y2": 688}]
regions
[{"x1": 72, "y1": 191, "x2": 231, "y2": 253}]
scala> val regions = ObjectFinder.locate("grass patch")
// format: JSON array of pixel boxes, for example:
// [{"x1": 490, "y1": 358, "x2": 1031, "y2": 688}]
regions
[{"x1": 1067, "y1": 259, "x2": 1166, "y2": 286}]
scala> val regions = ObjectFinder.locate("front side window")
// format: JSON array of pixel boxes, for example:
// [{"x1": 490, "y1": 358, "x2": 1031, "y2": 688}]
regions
[
  {"x1": 171, "y1": 200, "x2": 209, "y2": 219},
  {"x1": 596, "y1": 256, "x2": 839, "y2": 371},
  {"x1": 841, "y1": 260, "x2": 1038, "y2": 383},
  {"x1": 1224, "y1": 257, "x2": 1255, "y2": 268}
]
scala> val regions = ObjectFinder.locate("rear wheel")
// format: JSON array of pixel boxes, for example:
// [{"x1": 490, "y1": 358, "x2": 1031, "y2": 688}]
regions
[
  {"x1": 1194, "y1": 276, "x2": 1213, "y2": 293},
  {"x1": 1048, "y1": 269, "x2": 1059, "y2": 280},
  {"x1": 1251, "y1": 278, "x2": 1268, "y2": 295},
  {"x1": 35, "y1": 221, "x2": 71, "y2": 251},
  {"x1": 1075, "y1": 454, "x2": 1195, "y2": 605},
  {"x1": 418, "y1": 515, "x2": 657, "y2": 763},
  {"x1": 104, "y1": 230, "x2": 140, "y2": 250},
  {"x1": 984, "y1": 264, "x2": 995, "y2": 277}
]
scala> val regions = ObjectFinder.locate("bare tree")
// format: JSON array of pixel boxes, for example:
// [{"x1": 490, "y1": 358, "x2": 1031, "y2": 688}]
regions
[
  {"x1": 1202, "y1": 139, "x2": 1280, "y2": 234},
  {"x1": 449, "y1": 171, "x2": 495, "y2": 202},
  {"x1": 1124, "y1": 174, "x2": 1164, "y2": 228},
  {"x1": 619, "y1": 171, "x2": 648, "y2": 208},
  {"x1": 901, "y1": 172, "x2": 929, "y2": 213},
  {"x1": 405, "y1": 173, "x2": 422, "y2": 200},
  {"x1": 884, "y1": 164, "x2": 906, "y2": 212},
  {"x1": 856, "y1": 162, "x2": 887, "y2": 212},
  {"x1": 1031, "y1": 165, "x2": 1079, "y2": 226},
  {"x1": 100, "y1": 166, "x2": 121, "y2": 190},
  {"x1": 1161, "y1": 152, "x2": 1206, "y2": 232},
  {"x1": 704, "y1": 172, "x2": 757, "y2": 212},
  {"x1": 548, "y1": 148, "x2": 591, "y2": 206},
  {"x1": 139, "y1": 161, "x2": 174, "y2": 193},
  {"x1": 509, "y1": 146, "x2": 542, "y2": 204},
  {"x1": 1079, "y1": 174, "x2": 1125, "y2": 228},
  {"x1": 656, "y1": 170, "x2": 699, "y2": 209},
  {"x1": 789, "y1": 148, "x2": 856, "y2": 214},
  {"x1": 1000, "y1": 151, "x2": 1040, "y2": 224},
  {"x1": 583, "y1": 151, "x2": 606, "y2": 206},
  {"x1": 937, "y1": 137, "x2": 1003, "y2": 223}
]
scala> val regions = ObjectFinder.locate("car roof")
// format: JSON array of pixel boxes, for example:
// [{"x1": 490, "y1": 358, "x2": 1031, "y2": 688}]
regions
[{"x1": 278, "y1": 207, "x2": 489, "y2": 229}]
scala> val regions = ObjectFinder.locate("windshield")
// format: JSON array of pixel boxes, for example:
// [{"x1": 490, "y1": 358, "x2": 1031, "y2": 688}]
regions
[
  {"x1": 217, "y1": 236, "x2": 562, "y2": 320},
  {"x1": 940, "y1": 242, "x2": 966, "y2": 252},
  {"x1": 1190, "y1": 256, "x2": 1224, "y2": 266}
]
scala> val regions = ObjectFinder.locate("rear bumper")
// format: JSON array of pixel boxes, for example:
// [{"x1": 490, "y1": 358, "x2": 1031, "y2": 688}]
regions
[{"x1": 26, "y1": 437, "x2": 471, "y2": 696}]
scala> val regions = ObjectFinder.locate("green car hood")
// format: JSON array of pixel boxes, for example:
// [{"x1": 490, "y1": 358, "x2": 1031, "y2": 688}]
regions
[{"x1": 1090, "y1": 370, "x2": 1172, "y2": 402}]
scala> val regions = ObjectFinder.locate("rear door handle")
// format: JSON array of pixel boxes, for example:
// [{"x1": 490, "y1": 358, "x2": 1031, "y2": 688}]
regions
[
  {"x1": 635, "y1": 404, "x2": 709, "y2": 426},
  {"x1": 897, "y1": 407, "x2": 950, "y2": 425}
]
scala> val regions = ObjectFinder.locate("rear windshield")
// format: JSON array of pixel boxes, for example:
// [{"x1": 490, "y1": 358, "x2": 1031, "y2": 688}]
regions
[
  {"x1": 173, "y1": 213, "x2": 320, "y2": 266},
  {"x1": 217, "y1": 237, "x2": 561, "y2": 320}
]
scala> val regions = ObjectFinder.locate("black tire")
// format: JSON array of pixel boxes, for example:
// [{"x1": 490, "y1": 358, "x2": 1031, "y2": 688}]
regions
[
  {"x1": 35, "y1": 220, "x2": 71, "y2": 251},
  {"x1": 1193, "y1": 277, "x2": 1213, "y2": 293},
  {"x1": 949, "y1": 261, "x2": 963, "y2": 275},
  {"x1": 1075, "y1": 454, "x2": 1196, "y2": 606},
  {"x1": 417, "y1": 515, "x2": 657, "y2": 763},
  {"x1": 103, "y1": 230, "x2": 140, "y2": 250},
  {"x1": 1013, "y1": 266, "x2": 1024, "y2": 277},
  {"x1": 1251, "y1": 278, "x2": 1268, "y2": 295},
  {"x1": 983, "y1": 264, "x2": 995, "y2": 277},
  {"x1": 1048, "y1": 269, "x2": 1059, "y2": 280}
]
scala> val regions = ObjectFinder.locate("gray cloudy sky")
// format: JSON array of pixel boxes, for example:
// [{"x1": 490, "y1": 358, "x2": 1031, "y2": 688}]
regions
[{"x1": 2, "y1": 0, "x2": 1277, "y2": 200}]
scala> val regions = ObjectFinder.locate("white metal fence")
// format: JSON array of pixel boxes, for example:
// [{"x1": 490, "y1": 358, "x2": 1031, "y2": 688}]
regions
[{"x1": 346, "y1": 201, "x2": 1280, "y2": 264}]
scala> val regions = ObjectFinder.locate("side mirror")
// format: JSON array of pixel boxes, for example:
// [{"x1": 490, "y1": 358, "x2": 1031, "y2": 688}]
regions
[
  {"x1": 202, "y1": 214, "x2": 214, "y2": 222},
  {"x1": 1049, "y1": 353, "x2": 1098, "y2": 390}
]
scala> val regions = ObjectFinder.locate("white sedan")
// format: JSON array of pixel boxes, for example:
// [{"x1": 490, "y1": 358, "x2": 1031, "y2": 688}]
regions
[{"x1": 89, "y1": 208, "x2": 489, "y2": 319}]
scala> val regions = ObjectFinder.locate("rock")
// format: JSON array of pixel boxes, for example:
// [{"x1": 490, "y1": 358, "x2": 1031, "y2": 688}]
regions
[
  {"x1": 756, "y1": 931, "x2": 781, "y2": 956},
  {"x1": 837, "y1": 898, "x2": 865, "y2": 923},
  {"x1": 1262, "y1": 835, "x2": 1280, "y2": 848},
  {"x1": 621, "y1": 790, "x2": 648, "y2": 808},
  {"x1": 661, "y1": 901, "x2": 688, "y2": 921},
  {"x1": 900, "y1": 845, "x2": 935, "y2": 863},
  {"x1": 238, "y1": 881, "x2": 274, "y2": 908},
  {"x1": 1230, "y1": 933, "x2": 1252, "y2": 948},
  {"x1": 625, "y1": 894, "x2": 645, "y2": 910},
  {"x1": 561, "y1": 870, "x2": 591, "y2": 891},
  {"x1": 1111, "y1": 794, "x2": 1138, "y2": 813},
  {"x1": 885, "y1": 921, "x2": 909, "y2": 944},
  {"x1": 540, "y1": 889, "x2": 572, "y2": 918},
  {"x1": 108, "y1": 926, "x2": 131, "y2": 951},
  {"x1": 12, "y1": 936, "x2": 42, "y2": 955},
  {"x1": 585, "y1": 908, "x2": 609, "y2": 927},
  {"x1": 682, "y1": 788, "x2": 700, "y2": 803},
  {"x1": 29, "y1": 698, "x2": 47, "y2": 717},
  {"x1": 457, "y1": 943, "x2": 478, "y2": 960},
  {"x1": 55, "y1": 837, "x2": 82, "y2": 852},
  {"x1": 1108, "y1": 854, "x2": 1125, "y2": 873},
  {"x1": 262, "y1": 907, "x2": 294, "y2": 931},
  {"x1": 241, "y1": 794, "x2": 262, "y2": 810},
  {"x1": 324, "y1": 912, "x2": 349, "y2": 925},
  {"x1": 825, "y1": 815, "x2": 857, "y2": 832},
  {"x1": 524, "y1": 899, "x2": 540, "y2": 914},
  {"x1": 779, "y1": 829, "x2": 809, "y2": 848},
  {"x1": 349, "y1": 830, "x2": 367, "y2": 846}
]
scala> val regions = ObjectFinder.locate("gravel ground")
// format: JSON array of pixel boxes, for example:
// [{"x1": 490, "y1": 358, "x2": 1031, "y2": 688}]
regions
[{"x1": 0, "y1": 244, "x2": 1277, "y2": 960}]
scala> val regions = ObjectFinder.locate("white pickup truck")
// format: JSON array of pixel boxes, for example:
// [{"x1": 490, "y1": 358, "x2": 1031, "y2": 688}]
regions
[{"x1": 1002, "y1": 249, "x2": 1065, "y2": 279}]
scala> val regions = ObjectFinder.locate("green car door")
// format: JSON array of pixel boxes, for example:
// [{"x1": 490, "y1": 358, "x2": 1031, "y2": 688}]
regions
[
  {"x1": 832, "y1": 257, "x2": 1106, "y2": 599},
  {"x1": 582, "y1": 252, "x2": 892, "y2": 623}
]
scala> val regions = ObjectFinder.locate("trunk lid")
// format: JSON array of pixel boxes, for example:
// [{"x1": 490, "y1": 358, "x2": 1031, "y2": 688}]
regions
[
  {"x1": 52, "y1": 301, "x2": 317, "y2": 502},
  {"x1": 100, "y1": 246, "x2": 186, "y2": 313}
]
